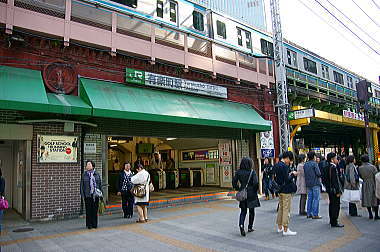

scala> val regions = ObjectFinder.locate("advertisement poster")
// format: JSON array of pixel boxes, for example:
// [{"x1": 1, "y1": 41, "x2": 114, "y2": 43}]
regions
[
  {"x1": 37, "y1": 135, "x2": 78, "y2": 163},
  {"x1": 222, "y1": 166, "x2": 232, "y2": 183},
  {"x1": 260, "y1": 130, "x2": 274, "y2": 158},
  {"x1": 206, "y1": 163, "x2": 216, "y2": 183},
  {"x1": 182, "y1": 149, "x2": 218, "y2": 161},
  {"x1": 219, "y1": 143, "x2": 232, "y2": 165}
]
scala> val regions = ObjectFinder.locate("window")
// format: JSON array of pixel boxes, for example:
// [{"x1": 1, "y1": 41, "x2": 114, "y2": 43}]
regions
[
  {"x1": 169, "y1": 1, "x2": 177, "y2": 23},
  {"x1": 216, "y1": 21, "x2": 226, "y2": 39},
  {"x1": 237, "y1": 28, "x2": 252, "y2": 49},
  {"x1": 260, "y1": 39, "x2": 273, "y2": 57},
  {"x1": 347, "y1": 76, "x2": 354, "y2": 89},
  {"x1": 192, "y1": 11, "x2": 204, "y2": 31},
  {"x1": 321, "y1": 64, "x2": 329, "y2": 79},
  {"x1": 114, "y1": 0, "x2": 137, "y2": 8},
  {"x1": 303, "y1": 57, "x2": 317, "y2": 74},
  {"x1": 286, "y1": 49, "x2": 297, "y2": 67},
  {"x1": 333, "y1": 71, "x2": 344, "y2": 85},
  {"x1": 156, "y1": 0, "x2": 163, "y2": 18}
]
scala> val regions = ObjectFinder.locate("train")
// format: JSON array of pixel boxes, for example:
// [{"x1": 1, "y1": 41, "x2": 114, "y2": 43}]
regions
[{"x1": 83, "y1": 0, "x2": 380, "y2": 98}]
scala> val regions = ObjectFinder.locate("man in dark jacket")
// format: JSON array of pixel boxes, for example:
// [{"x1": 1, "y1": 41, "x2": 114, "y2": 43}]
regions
[
  {"x1": 304, "y1": 151, "x2": 322, "y2": 219},
  {"x1": 326, "y1": 152, "x2": 344, "y2": 228},
  {"x1": 274, "y1": 151, "x2": 298, "y2": 236}
]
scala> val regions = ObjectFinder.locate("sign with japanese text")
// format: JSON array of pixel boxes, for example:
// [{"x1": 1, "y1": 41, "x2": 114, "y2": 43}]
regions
[
  {"x1": 37, "y1": 135, "x2": 78, "y2": 163},
  {"x1": 219, "y1": 143, "x2": 232, "y2": 165},
  {"x1": 260, "y1": 130, "x2": 274, "y2": 158},
  {"x1": 288, "y1": 108, "x2": 315, "y2": 120},
  {"x1": 343, "y1": 110, "x2": 364, "y2": 122},
  {"x1": 84, "y1": 143, "x2": 96, "y2": 154},
  {"x1": 125, "y1": 68, "x2": 227, "y2": 98}
]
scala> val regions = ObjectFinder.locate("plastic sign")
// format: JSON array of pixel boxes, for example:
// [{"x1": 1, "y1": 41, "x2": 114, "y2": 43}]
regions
[
  {"x1": 125, "y1": 68, "x2": 228, "y2": 98},
  {"x1": 288, "y1": 108, "x2": 315, "y2": 120}
]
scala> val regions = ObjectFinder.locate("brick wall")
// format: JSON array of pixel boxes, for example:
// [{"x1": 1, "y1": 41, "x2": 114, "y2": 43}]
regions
[
  {"x1": 83, "y1": 133, "x2": 104, "y2": 179},
  {"x1": 0, "y1": 109, "x2": 26, "y2": 123},
  {"x1": 31, "y1": 123, "x2": 82, "y2": 220}
]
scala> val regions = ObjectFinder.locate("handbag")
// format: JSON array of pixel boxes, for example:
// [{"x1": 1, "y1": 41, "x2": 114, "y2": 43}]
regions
[
  {"x1": 131, "y1": 174, "x2": 150, "y2": 198},
  {"x1": 98, "y1": 198, "x2": 106, "y2": 215},
  {"x1": 270, "y1": 179, "x2": 281, "y2": 193},
  {"x1": 342, "y1": 189, "x2": 360, "y2": 202},
  {"x1": 0, "y1": 196, "x2": 9, "y2": 210},
  {"x1": 94, "y1": 188, "x2": 103, "y2": 198},
  {"x1": 236, "y1": 170, "x2": 253, "y2": 202}
]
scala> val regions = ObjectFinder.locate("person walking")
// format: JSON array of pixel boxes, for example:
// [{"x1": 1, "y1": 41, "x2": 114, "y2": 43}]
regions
[
  {"x1": 358, "y1": 155, "x2": 379, "y2": 220},
  {"x1": 262, "y1": 158, "x2": 275, "y2": 200},
  {"x1": 131, "y1": 164, "x2": 151, "y2": 223},
  {"x1": 274, "y1": 151, "x2": 298, "y2": 236},
  {"x1": 80, "y1": 160, "x2": 102, "y2": 229},
  {"x1": 0, "y1": 168, "x2": 5, "y2": 234},
  {"x1": 325, "y1": 153, "x2": 344, "y2": 227},
  {"x1": 344, "y1": 155, "x2": 361, "y2": 217},
  {"x1": 296, "y1": 154, "x2": 307, "y2": 216},
  {"x1": 304, "y1": 151, "x2": 322, "y2": 219},
  {"x1": 232, "y1": 157, "x2": 260, "y2": 236},
  {"x1": 117, "y1": 162, "x2": 135, "y2": 218}
]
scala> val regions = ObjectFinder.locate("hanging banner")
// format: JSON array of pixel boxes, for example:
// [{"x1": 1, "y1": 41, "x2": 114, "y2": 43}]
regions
[
  {"x1": 37, "y1": 135, "x2": 78, "y2": 163},
  {"x1": 219, "y1": 143, "x2": 232, "y2": 165},
  {"x1": 260, "y1": 130, "x2": 274, "y2": 158}
]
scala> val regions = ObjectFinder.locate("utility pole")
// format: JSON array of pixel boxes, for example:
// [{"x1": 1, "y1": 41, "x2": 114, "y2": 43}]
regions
[{"x1": 270, "y1": 0, "x2": 290, "y2": 154}]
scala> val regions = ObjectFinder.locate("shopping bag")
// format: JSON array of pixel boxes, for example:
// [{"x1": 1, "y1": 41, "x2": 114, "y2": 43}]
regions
[
  {"x1": 0, "y1": 196, "x2": 8, "y2": 210},
  {"x1": 98, "y1": 199, "x2": 106, "y2": 215},
  {"x1": 342, "y1": 190, "x2": 360, "y2": 202},
  {"x1": 342, "y1": 190, "x2": 350, "y2": 202}
]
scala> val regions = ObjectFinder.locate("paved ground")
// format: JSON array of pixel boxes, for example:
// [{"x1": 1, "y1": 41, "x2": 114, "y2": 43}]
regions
[{"x1": 1, "y1": 194, "x2": 379, "y2": 252}]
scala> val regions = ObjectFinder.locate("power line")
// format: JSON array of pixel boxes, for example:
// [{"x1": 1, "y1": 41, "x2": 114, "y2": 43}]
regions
[
  {"x1": 312, "y1": 0, "x2": 380, "y2": 56},
  {"x1": 325, "y1": 0, "x2": 380, "y2": 47},
  {"x1": 351, "y1": 0, "x2": 380, "y2": 28},
  {"x1": 296, "y1": 0, "x2": 380, "y2": 67},
  {"x1": 371, "y1": 0, "x2": 380, "y2": 10}
]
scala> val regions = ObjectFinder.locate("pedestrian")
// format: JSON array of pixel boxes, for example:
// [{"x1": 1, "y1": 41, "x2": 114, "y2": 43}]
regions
[
  {"x1": 0, "y1": 168, "x2": 5, "y2": 234},
  {"x1": 304, "y1": 151, "x2": 322, "y2": 219},
  {"x1": 232, "y1": 157, "x2": 260, "y2": 236},
  {"x1": 296, "y1": 154, "x2": 307, "y2": 216},
  {"x1": 262, "y1": 157, "x2": 275, "y2": 200},
  {"x1": 80, "y1": 160, "x2": 102, "y2": 229},
  {"x1": 358, "y1": 155, "x2": 379, "y2": 220},
  {"x1": 319, "y1": 156, "x2": 329, "y2": 192},
  {"x1": 117, "y1": 162, "x2": 135, "y2": 218},
  {"x1": 325, "y1": 153, "x2": 344, "y2": 227},
  {"x1": 131, "y1": 164, "x2": 150, "y2": 223},
  {"x1": 344, "y1": 155, "x2": 361, "y2": 217},
  {"x1": 274, "y1": 151, "x2": 298, "y2": 236}
]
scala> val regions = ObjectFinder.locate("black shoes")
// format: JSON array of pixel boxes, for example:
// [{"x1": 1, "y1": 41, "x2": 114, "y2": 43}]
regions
[
  {"x1": 248, "y1": 228, "x2": 255, "y2": 232},
  {"x1": 124, "y1": 215, "x2": 133, "y2": 218},
  {"x1": 374, "y1": 216, "x2": 380, "y2": 220},
  {"x1": 239, "y1": 226, "x2": 246, "y2": 237},
  {"x1": 331, "y1": 224, "x2": 344, "y2": 228}
]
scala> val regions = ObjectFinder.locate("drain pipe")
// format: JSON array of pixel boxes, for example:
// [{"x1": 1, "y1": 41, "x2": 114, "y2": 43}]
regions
[{"x1": 80, "y1": 126, "x2": 86, "y2": 215}]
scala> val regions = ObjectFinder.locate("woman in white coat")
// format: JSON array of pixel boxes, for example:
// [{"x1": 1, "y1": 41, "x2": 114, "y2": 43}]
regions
[{"x1": 131, "y1": 164, "x2": 150, "y2": 223}]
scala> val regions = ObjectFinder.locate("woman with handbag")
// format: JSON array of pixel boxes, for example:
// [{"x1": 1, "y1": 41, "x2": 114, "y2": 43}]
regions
[
  {"x1": 117, "y1": 162, "x2": 135, "y2": 218},
  {"x1": 232, "y1": 157, "x2": 260, "y2": 237},
  {"x1": 131, "y1": 164, "x2": 151, "y2": 223},
  {"x1": 80, "y1": 160, "x2": 102, "y2": 229},
  {"x1": 344, "y1": 155, "x2": 361, "y2": 217}
]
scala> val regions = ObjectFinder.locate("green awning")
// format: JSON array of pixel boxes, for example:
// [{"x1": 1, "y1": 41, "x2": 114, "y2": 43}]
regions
[
  {"x1": 0, "y1": 65, "x2": 91, "y2": 115},
  {"x1": 80, "y1": 78, "x2": 271, "y2": 131}
]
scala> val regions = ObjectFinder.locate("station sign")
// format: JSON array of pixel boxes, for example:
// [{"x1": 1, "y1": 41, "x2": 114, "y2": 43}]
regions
[
  {"x1": 125, "y1": 67, "x2": 228, "y2": 99},
  {"x1": 343, "y1": 110, "x2": 364, "y2": 122},
  {"x1": 288, "y1": 108, "x2": 315, "y2": 120}
]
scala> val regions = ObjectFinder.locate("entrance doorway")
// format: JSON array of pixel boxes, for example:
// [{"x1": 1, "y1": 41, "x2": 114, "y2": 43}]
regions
[{"x1": 0, "y1": 141, "x2": 27, "y2": 218}]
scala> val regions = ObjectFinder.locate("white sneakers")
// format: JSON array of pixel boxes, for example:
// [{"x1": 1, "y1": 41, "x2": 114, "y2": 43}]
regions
[
  {"x1": 283, "y1": 229, "x2": 297, "y2": 236},
  {"x1": 277, "y1": 227, "x2": 283, "y2": 233}
]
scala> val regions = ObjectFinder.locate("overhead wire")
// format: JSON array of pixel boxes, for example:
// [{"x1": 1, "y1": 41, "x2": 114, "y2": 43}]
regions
[
  {"x1": 351, "y1": 0, "x2": 380, "y2": 28},
  {"x1": 325, "y1": 0, "x2": 380, "y2": 47},
  {"x1": 371, "y1": 0, "x2": 380, "y2": 10},
  {"x1": 312, "y1": 0, "x2": 380, "y2": 56}
]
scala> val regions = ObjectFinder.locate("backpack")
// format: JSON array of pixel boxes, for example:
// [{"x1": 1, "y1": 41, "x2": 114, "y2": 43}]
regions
[{"x1": 320, "y1": 160, "x2": 329, "y2": 187}]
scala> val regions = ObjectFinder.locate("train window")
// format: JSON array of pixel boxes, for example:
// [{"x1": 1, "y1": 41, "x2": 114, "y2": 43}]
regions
[
  {"x1": 193, "y1": 11, "x2": 204, "y2": 31},
  {"x1": 260, "y1": 39, "x2": 273, "y2": 57},
  {"x1": 237, "y1": 29, "x2": 243, "y2": 46},
  {"x1": 245, "y1": 31, "x2": 252, "y2": 49},
  {"x1": 321, "y1": 64, "x2": 329, "y2": 79},
  {"x1": 286, "y1": 49, "x2": 297, "y2": 67},
  {"x1": 333, "y1": 71, "x2": 344, "y2": 85},
  {"x1": 217, "y1": 21, "x2": 226, "y2": 39},
  {"x1": 113, "y1": 0, "x2": 137, "y2": 8},
  {"x1": 157, "y1": 0, "x2": 163, "y2": 18},
  {"x1": 347, "y1": 76, "x2": 354, "y2": 89},
  {"x1": 303, "y1": 57, "x2": 317, "y2": 74},
  {"x1": 169, "y1": 1, "x2": 177, "y2": 23}
]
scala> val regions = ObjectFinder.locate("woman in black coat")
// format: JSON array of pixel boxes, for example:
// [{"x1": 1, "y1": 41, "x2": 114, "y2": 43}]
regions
[
  {"x1": 117, "y1": 162, "x2": 135, "y2": 218},
  {"x1": 232, "y1": 157, "x2": 260, "y2": 236}
]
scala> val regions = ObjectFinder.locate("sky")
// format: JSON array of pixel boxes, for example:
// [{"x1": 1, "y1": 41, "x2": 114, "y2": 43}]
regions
[{"x1": 263, "y1": 0, "x2": 380, "y2": 84}]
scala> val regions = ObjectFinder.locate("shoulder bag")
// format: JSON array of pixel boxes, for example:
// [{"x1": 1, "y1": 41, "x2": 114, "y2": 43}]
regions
[
  {"x1": 236, "y1": 170, "x2": 253, "y2": 202},
  {"x1": 131, "y1": 174, "x2": 150, "y2": 198},
  {"x1": 0, "y1": 196, "x2": 9, "y2": 210}
]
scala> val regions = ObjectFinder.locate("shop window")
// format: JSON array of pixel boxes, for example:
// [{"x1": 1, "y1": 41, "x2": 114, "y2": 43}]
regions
[
  {"x1": 157, "y1": 0, "x2": 163, "y2": 18},
  {"x1": 333, "y1": 71, "x2": 344, "y2": 85},
  {"x1": 303, "y1": 57, "x2": 317, "y2": 74},
  {"x1": 193, "y1": 11, "x2": 204, "y2": 31},
  {"x1": 260, "y1": 39, "x2": 273, "y2": 57},
  {"x1": 217, "y1": 20, "x2": 226, "y2": 39},
  {"x1": 321, "y1": 64, "x2": 329, "y2": 80},
  {"x1": 113, "y1": 0, "x2": 137, "y2": 8},
  {"x1": 169, "y1": 1, "x2": 177, "y2": 23}
]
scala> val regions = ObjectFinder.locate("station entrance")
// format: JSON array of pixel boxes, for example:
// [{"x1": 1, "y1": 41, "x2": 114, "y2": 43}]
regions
[{"x1": 105, "y1": 135, "x2": 236, "y2": 205}]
